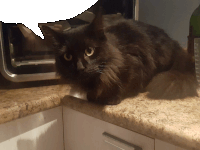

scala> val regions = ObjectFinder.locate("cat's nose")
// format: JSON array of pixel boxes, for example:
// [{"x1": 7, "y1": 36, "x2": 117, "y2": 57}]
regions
[{"x1": 77, "y1": 60, "x2": 85, "y2": 71}]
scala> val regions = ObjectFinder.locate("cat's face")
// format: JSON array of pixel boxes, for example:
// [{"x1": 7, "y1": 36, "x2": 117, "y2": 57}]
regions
[
  {"x1": 42, "y1": 15, "x2": 109, "y2": 84},
  {"x1": 55, "y1": 28, "x2": 108, "y2": 82}
]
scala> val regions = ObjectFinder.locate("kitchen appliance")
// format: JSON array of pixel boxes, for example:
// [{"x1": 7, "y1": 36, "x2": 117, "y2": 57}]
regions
[
  {"x1": 0, "y1": 13, "x2": 94, "y2": 82},
  {"x1": 0, "y1": 0, "x2": 137, "y2": 82}
]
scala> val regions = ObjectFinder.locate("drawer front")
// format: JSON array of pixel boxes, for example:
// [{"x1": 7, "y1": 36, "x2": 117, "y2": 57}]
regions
[
  {"x1": 63, "y1": 107, "x2": 154, "y2": 150},
  {"x1": 0, "y1": 107, "x2": 64, "y2": 150},
  {"x1": 102, "y1": 132, "x2": 142, "y2": 150}
]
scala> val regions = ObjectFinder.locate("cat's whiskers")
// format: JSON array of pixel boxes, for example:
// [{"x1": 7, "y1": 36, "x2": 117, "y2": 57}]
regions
[{"x1": 86, "y1": 66, "x2": 103, "y2": 74}]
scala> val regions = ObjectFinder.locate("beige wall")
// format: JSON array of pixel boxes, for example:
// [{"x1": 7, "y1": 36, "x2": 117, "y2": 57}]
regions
[{"x1": 139, "y1": 0, "x2": 200, "y2": 48}]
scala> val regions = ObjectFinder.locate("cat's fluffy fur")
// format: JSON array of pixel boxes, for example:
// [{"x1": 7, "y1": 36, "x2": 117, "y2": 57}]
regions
[{"x1": 42, "y1": 12, "x2": 198, "y2": 105}]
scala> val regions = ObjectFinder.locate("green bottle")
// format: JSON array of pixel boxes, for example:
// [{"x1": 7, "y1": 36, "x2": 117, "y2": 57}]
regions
[
  {"x1": 190, "y1": 4, "x2": 200, "y2": 37},
  {"x1": 188, "y1": 5, "x2": 200, "y2": 55},
  {"x1": 190, "y1": 5, "x2": 200, "y2": 85}
]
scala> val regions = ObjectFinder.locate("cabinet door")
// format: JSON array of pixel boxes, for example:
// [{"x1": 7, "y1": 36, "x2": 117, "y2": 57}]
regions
[
  {"x1": 155, "y1": 139, "x2": 187, "y2": 150},
  {"x1": 0, "y1": 106, "x2": 64, "y2": 150},
  {"x1": 63, "y1": 107, "x2": 154, "y2": 150}
]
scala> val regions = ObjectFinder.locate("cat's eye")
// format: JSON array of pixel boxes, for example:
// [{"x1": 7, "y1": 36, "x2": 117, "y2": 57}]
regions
[
  {"x1": 64, "y1": 54, "x2": 72, "y2": 61},
  {"x1": 85, "y1": 47, "x2": 94, "y2": 56}
]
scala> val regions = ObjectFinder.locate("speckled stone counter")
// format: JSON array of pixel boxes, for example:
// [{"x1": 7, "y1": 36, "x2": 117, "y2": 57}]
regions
[
  {"x1": 0, "y1": 81, "x2": 200, "y2": 150},
  {"x1": 0, "y1": 85, "x2": 70, "y2": 124},
  {"x1": 62, "y1": 92, "x2": 200, "y2": 150}
]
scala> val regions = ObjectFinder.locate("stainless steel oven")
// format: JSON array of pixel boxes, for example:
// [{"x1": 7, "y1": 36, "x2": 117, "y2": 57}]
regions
[
  {"x1": 0, "y1": 12, "x2": 94, "y2": 82},
  {"x1": 0, "y1": 0, "x2": 137, "y2": 82}
]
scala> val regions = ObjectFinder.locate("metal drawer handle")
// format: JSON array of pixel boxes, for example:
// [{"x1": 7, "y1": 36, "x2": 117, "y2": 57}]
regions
[{"x1": 102, "y1": 132, "x2": 142, "y2": 150}]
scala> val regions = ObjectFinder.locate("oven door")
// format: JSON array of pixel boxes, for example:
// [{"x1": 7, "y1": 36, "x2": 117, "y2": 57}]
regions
[
  {"x1": 0, "y1": 12, "x2": 93, "y2": 82},
  {"x1": 0, "y1": 0, "x2": 137, "y2": 82}
]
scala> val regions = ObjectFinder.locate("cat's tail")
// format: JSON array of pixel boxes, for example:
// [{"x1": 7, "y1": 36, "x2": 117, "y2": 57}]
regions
[
  {"x1": 146, "y1": 70, "x2": 198, "y2": 99},
  {"x1": 146, "y1": 70, "x2": 198, "y2": 100},
  {"x1": 146, "y1": 47, "x2": 199, "y2": 99}
]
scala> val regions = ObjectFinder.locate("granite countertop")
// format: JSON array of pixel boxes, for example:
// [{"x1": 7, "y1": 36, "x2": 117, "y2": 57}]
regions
[
  {"x1": 0, "y1": 81, "x2": 200, "y2": 150},
  {"x1": 0, "y1": 84, "x2": 70, "y2": 124},
  {"x1": 62, "y1": 91, "x2": 200, "y2": 150}
]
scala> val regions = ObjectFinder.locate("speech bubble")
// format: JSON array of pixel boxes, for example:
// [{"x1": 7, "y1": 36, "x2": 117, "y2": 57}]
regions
[{"x1": 1, "y1": 0, "x2": 98, "y2": 39}]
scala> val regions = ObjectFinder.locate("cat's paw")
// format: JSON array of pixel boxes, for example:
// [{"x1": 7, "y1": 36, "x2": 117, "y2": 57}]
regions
[
  {"x1": 87, "y1": 95, "x2": 121, "y2": 105},
  {"x1": 103, "y1": 99, "x2": 122, "y2": 105}
]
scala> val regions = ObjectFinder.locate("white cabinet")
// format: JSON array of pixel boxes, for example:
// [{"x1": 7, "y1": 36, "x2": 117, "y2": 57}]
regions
[
  {"x1": 0, "y1": 106, "x2": 189, "y2": 150},
  {"x1": 155, "y1": 139, "x2": 187, "y2": 150},
  {"x1": 0, "y1": 106, "x2": 64, "y2": 150},
  {"x1": 63, "y1": 107, "x2": 154, "y2": 150}
]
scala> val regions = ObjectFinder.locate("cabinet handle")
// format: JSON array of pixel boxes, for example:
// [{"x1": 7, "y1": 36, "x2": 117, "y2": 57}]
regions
[{"x1": 102, "y1": 132, "x2": 142, "y2": 150}]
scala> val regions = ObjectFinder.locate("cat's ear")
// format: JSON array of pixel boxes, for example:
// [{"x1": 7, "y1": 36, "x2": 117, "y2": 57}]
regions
[
  {"x1": 41, "y1": 25, "x2": 64, "y2": 47},
  {"x1": 88, "y1": 2, "x2": 106, "y2": 40}
]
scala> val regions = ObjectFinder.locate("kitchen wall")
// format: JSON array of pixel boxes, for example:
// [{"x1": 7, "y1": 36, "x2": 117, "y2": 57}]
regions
[{"x1": 139, "y1": 0, "x2": 200, "y2": 48}]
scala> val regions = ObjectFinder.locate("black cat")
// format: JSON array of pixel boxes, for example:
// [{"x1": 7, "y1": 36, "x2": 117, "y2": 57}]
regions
[{"x1": 41, "y1": 12, "x2": 198, "y2": 105}]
